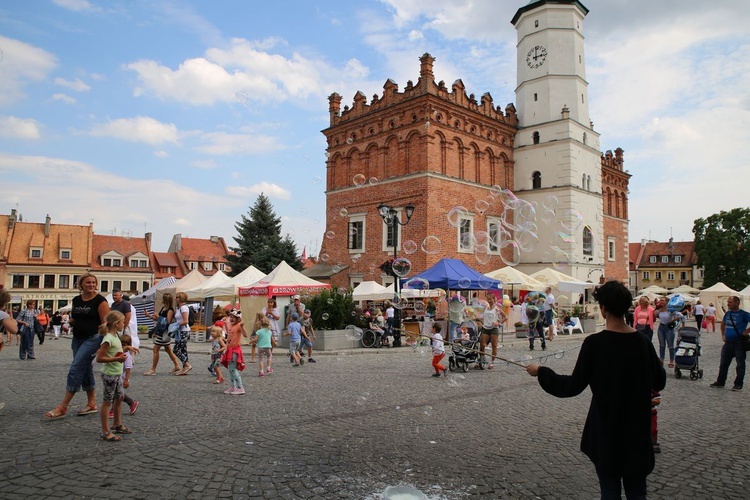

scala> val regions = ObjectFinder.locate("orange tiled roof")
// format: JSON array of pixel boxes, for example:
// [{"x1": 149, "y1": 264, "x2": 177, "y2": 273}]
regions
[
  {"x1": 90, "y1": 234, "x2": 152, "y2": 271},
  {"x1": 628, "y1": 242, "x2": 645, "y2": 271},
  {"x1": 638, "y1": 240, "x2": 695, "y2": 267},
  {"x1": 5, "y1": 219, "x2": 92, "y2": 266},
  {"x1": 179, "y1": 237, "x2": 230, "y2": 263},
  {"x1": 151, "y1": 252, "x2": 185, "y2": 280}
]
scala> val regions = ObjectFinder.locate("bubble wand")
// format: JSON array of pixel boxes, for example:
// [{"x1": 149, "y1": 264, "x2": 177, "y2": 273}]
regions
[{"x1": 415, "y1": 333, "x2": 529, "y2": 368}]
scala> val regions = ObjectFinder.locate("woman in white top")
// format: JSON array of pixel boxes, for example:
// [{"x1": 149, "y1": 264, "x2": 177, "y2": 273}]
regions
[
  {"x1": 705, "y1": 303, "x2": 717, "y2": 333},
  {"x1": 173, "y1": 292, "x2": 192, "y2": 375},
  {"x1": 262, "y1": 297, "x2": 281, "y2": 345},
  {"x1": 694, "y1": 300, "x2": 705, "y2": 332}
]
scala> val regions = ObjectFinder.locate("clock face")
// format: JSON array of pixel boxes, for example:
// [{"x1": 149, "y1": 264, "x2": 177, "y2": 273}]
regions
[{"x1": 526, "y1": 45, "x2": 547, "y2": 69}]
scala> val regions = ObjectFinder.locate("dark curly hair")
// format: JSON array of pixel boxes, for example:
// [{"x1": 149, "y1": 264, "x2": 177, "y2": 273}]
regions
[{"x1": 592, "y1": 280, "x2": 632, "y2": 317}]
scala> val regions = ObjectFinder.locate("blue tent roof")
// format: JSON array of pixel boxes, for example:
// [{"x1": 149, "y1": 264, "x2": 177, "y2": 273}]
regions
[{"x1": 401, "y1": 258, "x2": 503, "y2": 291}]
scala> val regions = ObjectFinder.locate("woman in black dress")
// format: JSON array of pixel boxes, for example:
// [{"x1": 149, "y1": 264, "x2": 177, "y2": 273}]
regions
[{"x1": 526, "y1": 280, "x2": 666, "y2": 499}]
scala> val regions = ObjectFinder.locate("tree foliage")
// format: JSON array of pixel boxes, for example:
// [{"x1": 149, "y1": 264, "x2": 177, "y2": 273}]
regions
[
  {"x1": 693, "y1": 208, "x2": 750, "y2": 290},
  {"x1": 303, "y1": 287, "x2": 358, "y2": 330},
  {"x1": 225, "y1": 193, "x2": 303, "y2": 275}
]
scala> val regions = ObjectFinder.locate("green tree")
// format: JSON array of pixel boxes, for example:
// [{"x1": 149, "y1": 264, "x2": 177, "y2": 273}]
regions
[
  {"x1": 693, "y1": 208, "x2": 750, "y2": 290},
  {"x1": 226, "y1": 194, "x2": 303, "y2": 275}
]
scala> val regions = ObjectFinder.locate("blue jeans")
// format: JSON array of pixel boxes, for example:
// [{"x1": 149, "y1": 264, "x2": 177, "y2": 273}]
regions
[
  {"x1": 544, "y1": 309, "x2": 554, "y2": 327},
  {"x1": 449, "y1": 321, "x2": 460, "y2": 342},
  {"x1": 19, "y1": 326, "x2": 35, "y2": 359},
  {"x1": 657, "y1": 324, "x2": 675, "y2": 362},
  {"x1": 66, "y1": 335, "x2": 101, "y2": 393},
  {"x1": 716, "y1": 339, "x2": 747, "y2": 388},
  {"x1": 595, "y1": 464, "x2": 647, "y2": 500}
]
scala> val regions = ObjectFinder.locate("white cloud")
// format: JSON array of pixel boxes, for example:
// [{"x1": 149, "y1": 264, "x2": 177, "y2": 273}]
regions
[
  {"x1": 153, "y1": 150, "x2": 169, "y2": 158},
  {"x1": 0, "y1": 116, "x2": 41, "y2": 139},
  {"x1": 0, "y1": 36, "x2": 57, "y2": 106},
  {"x1": 190, "y1": 159, "x2": 217, "y2": 169},
  {"x1": 52, "y1": 93, "x2": 76, "y2": 104},
  {"x1": 52, "y1": 0, "x2": 98, "y2": 12},
  {"x1": 54, "y1": 77, "x2": 91, "y2": 92},
  {"x1": 195, "y1": 131, "x2": 284, "y2": 156},
  {"x1": 89, "y1": 116, "x2": 180, "y2": 145},
  {"x1": 125, "y1": 37, "x2": 371, "y2": 106},
  {"x1": 225, "y1": 181, "x2": 291, "y2": 200}
]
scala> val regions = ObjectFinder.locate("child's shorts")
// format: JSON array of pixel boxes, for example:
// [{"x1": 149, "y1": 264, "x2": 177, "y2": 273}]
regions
[
  {"x1": 101, "y1": 374, "x2": 124, "y2": 403},
  {"x1": 258, "y1": 347, "x2": 272, "y2": 360},
  {"x1": 289, "y1": 341, "x2": 301, "y2": 354}
]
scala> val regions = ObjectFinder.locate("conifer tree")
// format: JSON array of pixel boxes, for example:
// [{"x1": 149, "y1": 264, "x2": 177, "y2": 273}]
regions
[{"x1": 226, "y1": 194, "x2": 303, "y2": 275}]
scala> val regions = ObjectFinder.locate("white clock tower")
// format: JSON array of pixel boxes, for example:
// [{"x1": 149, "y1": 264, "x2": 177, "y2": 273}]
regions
[{"x1": 511, "y1": 0, "x2": 603, "y2": 282}]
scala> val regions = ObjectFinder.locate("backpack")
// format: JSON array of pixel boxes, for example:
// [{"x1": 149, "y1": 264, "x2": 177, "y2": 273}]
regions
[{"x1": 188, "y1": 307, "x2": 197, "y2": 327}]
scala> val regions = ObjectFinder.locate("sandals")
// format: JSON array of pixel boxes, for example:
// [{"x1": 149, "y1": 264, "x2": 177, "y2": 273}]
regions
[
  {"x1": 169, "y1": 367, "x2": 181, "y2": 373},
  {"x1": 44, "y1": 406, "x2": 67, "y2": 420},
  {"x1": 143, "y1": 370, "x2": 156, "y2": 376},
  {"x1": 77, "y1": 404, "x2": 98, "y2": 416},
  {"x1": 112, "y1": 424, "x2": 133, "y2": 434},
  {"x1": 176, "y1": 365, "x2": 193, "y2": 376},
  {"x1": 101, "y1": 432, "x2": 122, "y2": 442}
]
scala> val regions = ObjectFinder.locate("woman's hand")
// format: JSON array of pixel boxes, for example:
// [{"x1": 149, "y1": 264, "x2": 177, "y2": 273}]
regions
[{"x1": 526, "y1": 364, "x2": 540, "y2": 377}]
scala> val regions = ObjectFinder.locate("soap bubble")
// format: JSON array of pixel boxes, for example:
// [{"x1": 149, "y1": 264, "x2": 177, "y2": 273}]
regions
[
  {"x1": 541, "y1": 209, "x2": 556, "y2": 225},
  {"x1": 321, "y1": 313, "x2": 330, "y2": 320},
  {"x1": 474, "y1": 246, "x2": 492, "y2": 265},
  {"x1": 448, "y1": 297, "x2": 465, "y2": 314},
  {"x1": 447, "y1": 206, "x2": 469, "y2": 228},
  {"x1": 403, "y1": 277, "x2": 430, "y2": 290},
  {"x1": 478, "y1": 275, "x2": 495, "y2": 290},
  {"x1": 558, "y1": 209, "x2": 584, "y2": 232},
  {"x1": 325, "y1": 230, "x2": 335, "y2": 239},
  {"x1": 339, "y1": 208, "x2": 349, "y2": 217},
  {"x1": 432, "y1": 288, "x2": 447, "y2": 301},
  {"x1": 460, "y1": 232, "x2": 477, "y2": 250},
  {"x1": 332, "y1": 264, "x2": 342, "y2": 273},
  {"x1": 498, "y1": 188, "x2": 518, "y2": 208},
  {"x1": 391, "y1": 257, "x2": 412, "y2": 278},
  {"x1": 390, "y1": 293, "x2": 409, "y2": 310},
  {"x1": 553, "y1": 231, "x2": 576, "y2": 250},
  {"x1": 353, "y1": 174, "x2": 366, "y2": 187},
  {"x1": 346, "y1": 137, "x2": 353, "y2": 144},
  {"x1": 553, "y1": 250, "x2": 572, "y2": 270},
  {"x1": 500, "y1": 240, "x2": 521, "y2": 266},
  {"x1": 526, "y1": 304, "x2": 540, "y2": 324},
  {"x1": 490, "y1": 185, "x2": 504, "y2": 197},
  {"x1": 313, "y1": 176, "x2": 323, "y2": 184},
  {"x1": 402, "y1": 240, "x2": 418, "y2": 255},
  {"x1": 368, "y1": 177, "x2": 378, "y2": 185},
  {"x1": 235, "y1": 91, "x2": 249, "y2": 105},
  {"x1": 516, "y1": 228, "x2": 539, "y2": 253},
  {"x1": 458, "y1": 277, "x2": 472, "y2": 289},
  {"x1": 413, "y1": 301, "x2": 425, "y2": 312},
  {"x1": 475, "y1": 199, "x2": 490, "y2": 214},
  {"x1": 327, "y1": 298, "x2": 334, "y2": 305},
  {"x1": 320, "y1": 253, "x2": 330, "y2": 262},
  {"x1": 421, "y1": 235, "x2": 442, "y2": 255},
  {"x1": 344, "y1": 325, "x2": 363, "y2": 341},
  {"x1": 543, "y1": 195, "x2": 559, "y2": 211}
]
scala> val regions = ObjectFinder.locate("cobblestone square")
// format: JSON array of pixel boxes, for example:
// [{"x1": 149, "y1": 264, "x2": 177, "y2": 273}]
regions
[{"x1": 0, "y1": 329, "x2": 748, "y2": 499}]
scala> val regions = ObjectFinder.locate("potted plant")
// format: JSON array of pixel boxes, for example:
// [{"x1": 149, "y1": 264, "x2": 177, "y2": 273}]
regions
[
  {"x1": 572, "y1": 305, "x2": 597, "y2": 333},
  {"x1": 302, "y1": 287, "x2": 362, "y2": 350}
]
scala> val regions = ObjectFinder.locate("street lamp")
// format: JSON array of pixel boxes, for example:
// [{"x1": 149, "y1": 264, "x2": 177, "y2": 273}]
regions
[{"x1": 377, "y1": 201, "x2": 415, "y2": 346}]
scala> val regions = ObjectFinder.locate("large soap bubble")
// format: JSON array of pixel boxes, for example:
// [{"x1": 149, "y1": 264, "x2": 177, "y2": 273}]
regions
[
  {"x1": 558, "y1": 208, "x2": 584, "y2": 232},
  {"x1": 421, "y1": 235, "x2": 442, "y2": 254},
  {"x1": 500, "y1": 240, "x2": 521, "y2": 266},
  {"x1": 447, "y1": 206, "x2": 469, "y2": 228},
  {"x1": 391, "y1": 257, "x2": 412, "y2": 278}
]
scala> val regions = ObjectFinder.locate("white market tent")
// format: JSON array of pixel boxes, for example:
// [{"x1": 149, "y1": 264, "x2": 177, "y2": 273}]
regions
[
  {"x1": 670, "y1": 284, "x2": 701, "y2": 294},
  {"x1": 182, "y1": 270, "x2": 230, "y2": 299},
  {"x1": 352, "y1": 281, "x2": 391, "y2": 302},
  {"x1": 530, "y1": 268, "x2": 597, "y2": 294},
  {"x1": 699, "y1": 282, "x2": 741, "y2": 321},
  {"x1": 155, "y1": 269, "x2": 207, "y2": 307},
  {"x1": 485, "y1": 266, "x2": 545, "y2": 291},
  {"x1": 131, "y1": 276, "x2": 177, "y2": 304},
  {"x1": 634, "y1": 291, "x2": 661, "y2": 304},
  {"x1": 202, "y1": 265, "x2": 265, "y2": 300},
  {"x1": 667, "y1": 292, "x2": 697, "y2": 305},
  {"x1": 640, "y1": 284, "x2": 670, "y2": 295}
]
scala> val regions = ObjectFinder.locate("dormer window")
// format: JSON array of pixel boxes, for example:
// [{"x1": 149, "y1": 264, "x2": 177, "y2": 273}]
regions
[
  {"x1": 675, "y1": 256, "x2": 682, "y2": 263},
  {"x1": 661, "y1": 256, "x2": 669, "y2": 263},
  {"x1": 103, "y1": 258, "x2": 112, "y2": 267},
  {"x1": 190, "y1": 262, "x2": 197, "y2": 270},
  {"x1": 649, "y1": 256, "x2": 656, "y2": 263},
  {"x1": 60, "y1": 249, "x2": 71, "y2": 260},
  {"x1": 204, "y1": 262, "x2": 213, "y2": 271},
  {"x1": 112, "y1": 258, "x2": 121, "y2": 267},
  {"x1": 30, "y1": 248, "x2": 42, "y2": 259}
]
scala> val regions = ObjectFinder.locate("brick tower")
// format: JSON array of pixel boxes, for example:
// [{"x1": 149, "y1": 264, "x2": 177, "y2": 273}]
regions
[
  {"x1": 601, "y1": 148, "x2": 631, "y2": 283},
  {"x1": 321, "y1": 54, "x2": 518, "y2": 289}
]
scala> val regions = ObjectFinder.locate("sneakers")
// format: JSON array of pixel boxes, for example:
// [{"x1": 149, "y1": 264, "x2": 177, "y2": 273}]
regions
[
  {"x1": 308, "y1": 358, "x2": 317, "y2": 363},
  {"x1": 442, "y1": 369, "x2": 447, "y2": 377},
  {"x1": 207, "y1": 366, "x2": 216, "y2": 376},
  {"x1": 108, "y1": 410, "x2": 114, "y2": 418},
  {"x1": 732, "y1": 385, "x2": 743, "y2": 391},
  {"x1": 293, "y1": 364, "x2": 300, "y2": 368},
  {"x1": 129, "y1": 401, "x2": 139, "y2": 415},
  {"x1": 213, "y1": 378, "x2": 224, "y2": 384},
  {"x1": 224, "y1": 387, "x2": 236, "y2": 394},
  {"x1": 232, "y1": 387, "x2": 246, "y2": 395},
  {"x1": 259, "y1": 370, "x2": 265, "y2": 377},
  {"x1": 710, "y1": 382, "x2": 725, "y2": 388},
  {"x1": 431, "y1": 373, "x2": 441, "y2": 378},
  {"x1": 266, "y1": 367, "x2": 273, "y2": 374}
]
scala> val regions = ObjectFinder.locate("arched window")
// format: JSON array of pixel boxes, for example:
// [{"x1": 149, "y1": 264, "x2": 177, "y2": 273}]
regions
[
  {"x1": 582, "y1": 226, "x2": 593, "y2": 256},
  {"x1": 532, "y1": 171, "x2": 542, "y2": 189},
  {"x1": 587, "y1": 175, "x2": 591, "y2": 191},
  {"x1": 532, "y1": 131, "x2": 540, "y2": 145},
  {"x1": 582, "y1": 173, "x2": 586, "y2": 189},
  {"x1": 583, "y1": 132, "x2": 587, "y2": 145}
]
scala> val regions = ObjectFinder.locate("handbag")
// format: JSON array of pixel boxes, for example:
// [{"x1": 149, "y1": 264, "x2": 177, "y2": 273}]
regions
[
  {"x1": 34, "y1": 320, "x2": 45, "y2": 335},
  {"x1": 727, "y1": 312, "x2": 750, "y2": 352}
]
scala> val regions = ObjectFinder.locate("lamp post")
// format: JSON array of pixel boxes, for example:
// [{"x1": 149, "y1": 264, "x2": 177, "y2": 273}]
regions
[{"x1": 377, "y1": 202, "x2": 415, "y2": 345}]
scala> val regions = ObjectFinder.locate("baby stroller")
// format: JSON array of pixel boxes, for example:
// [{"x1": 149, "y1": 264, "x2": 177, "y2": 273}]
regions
[
  {"x1": 674, "y1": 326, "x2": 702, "y2": 380},
  {"x1": 448, "y1": 321, "x2": 487, "y2": 372}
]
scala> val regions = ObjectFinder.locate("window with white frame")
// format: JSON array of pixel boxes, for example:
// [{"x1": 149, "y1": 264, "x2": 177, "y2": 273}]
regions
[
  {"x1": 667, "y1": 271, "x2": 675, "y2": 280},
  {"x1": 219, "y1": 263, "x2": 225, "y2": 271},
  {"x1": 699, "y1": 269, "x2": 704, "y2": 278},
  {"x1": 381, "y1": 209, "x2": 402, "y2": 251},
  {"x1": 487, "y1": 218, "x2": 501, "y2": 254},
  {"x1": 643, "y1": 271, "x2": 650, "y2": 280},
  {"x1": 675, "y1": 255, "x2": 682, "y2": 263},
  {"x1": 661, "y1": 256, "x2": 669, "y2": 263},
  {"x1": 649, "y1": 256, "x2": 656, "y2": 263},
  {"x1": 112, "y1": 258, "x2": 121, "y2": 267},
  {"x1": 607, "y1": 237, "x2": 616, "y2": 261},
  {"x1": 348, "y1": 215, "x2": 365, "y2": 252},
  {"x1": 190, "y1": 262, "x2": 197, "y2": 270},
  {"x1": 655, "y1": 271, "x2": 662, "y2": 281},
  {"x1": 59, "y1": 275, "x2": 70, "y2": 289},
  {"x1": 60, "y1": 249, "x2": 71, "y2": 259},
  {"x1": 103, "y1": 258, "x2": 112, "y2": 266},
  {"x1": 30, "y1": 248, "x2": 42, "y2": 258},
  {"x1": 582, "y1": 226, "x2": 593, "y2": 256},
  {"x1": 204, "y1": 262, "x2": 213, "y2": 271},
  {"x1": 458, "y1": 216, "x2": 474, "y2": 252}
]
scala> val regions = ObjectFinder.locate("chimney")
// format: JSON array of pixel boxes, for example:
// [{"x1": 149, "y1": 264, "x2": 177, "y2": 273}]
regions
[
  {"x1": 668, "y1": 237, "x2": 674, "y2": 251},
  {"x1": 145, "y1": 232, "x2": 152, "y2": 246},
  {"x1": 419, "y1": 53, "x2": 435, "y2": 89},
  {"x1": 561, "y1": 105, "x2": 570, "y2": 119},
  {"x1": 328, "y1": 93, "x2": 342, "y2": 123},
  {"x1": 210, "y1": 236, "x2": 219, "y2": 243},
  {"x1": 8, "y1": 209, "x2": 16, "y2": 229},
  {"x1": 45, "y1": 214, "x2": 51, "y2": 237}
]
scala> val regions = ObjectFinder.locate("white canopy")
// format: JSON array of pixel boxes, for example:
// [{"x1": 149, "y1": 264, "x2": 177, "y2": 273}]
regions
[
  {"x1": 202, "y1": 265, "x2": 265, "y2": 300},
  {"x1": 640, "y1": 285, "x2": 670, "y2": 294},
  {"x1": 485, "y1": 266, "x2": 545, "y2": 291},
  {"x1": 739, "y1": 284, "x2": 750, "y2": 296},
  {"x1": 699, "y1": 282, "x2": 741, "y2": 321},
  {"x1": 634, "y1": 292, "x2": 661, "y2": 304},
  {"x1": 670, "y1": 284, "x2": 701, "y2": 294},
  {"x1": 155, "y1": 269, "x2": 207, "y2": 307},
  {"x1": 131, "y1": 276, "x2": 176, "y2": 304},
  {"x1": 238, "y1": 261, "x2": 330, "y2": 297},
  {"x1": 352, "y1": 281, "x2": 391, "y2": 301},
  {"x1": 530, "y1": 268, "x2": 597, "y2": 294},
  {"x1": 182, "y1": 270, "x2": 231, "y2": 299}
]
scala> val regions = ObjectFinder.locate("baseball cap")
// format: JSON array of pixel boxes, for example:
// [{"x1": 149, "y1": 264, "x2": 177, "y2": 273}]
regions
[
  {"x1": 229, "y1": 309, "x2": 242, "y2": 318},
  {"x1": 293, "y1": 294, "x2": 301, "y2": 300},
  {"x1": 291, "y1": 312, "x2": 299, "y2": 320}
]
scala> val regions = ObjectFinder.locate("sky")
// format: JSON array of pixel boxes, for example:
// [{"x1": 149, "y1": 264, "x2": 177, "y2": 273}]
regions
[{"x1": 1, "y1": 0, "x2": 749, "y2": 256}]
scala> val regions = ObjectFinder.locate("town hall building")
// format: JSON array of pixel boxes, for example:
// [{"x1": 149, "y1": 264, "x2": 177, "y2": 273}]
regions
[{"x1": 316, "y1": 0, "x2": 630, "y2": 290}]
